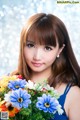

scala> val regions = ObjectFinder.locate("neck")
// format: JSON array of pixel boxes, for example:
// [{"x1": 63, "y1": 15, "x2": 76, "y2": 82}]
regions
[{"x1": 30, "y1": 68, "x2": 52, "y2": 84}]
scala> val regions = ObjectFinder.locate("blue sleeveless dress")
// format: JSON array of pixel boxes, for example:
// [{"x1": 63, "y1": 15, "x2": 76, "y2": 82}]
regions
[{"x1": 51, "y1": 83, "x2": 71, "y2": 120}]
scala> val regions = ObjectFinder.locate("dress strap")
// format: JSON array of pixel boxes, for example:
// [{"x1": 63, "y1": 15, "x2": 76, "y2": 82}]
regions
[
  {"x1": 64, "y1": 83, "x2": 72, "y2": 95},
  {"x1": 58, "y1": 83, "x2": 72, "y2": 117}
]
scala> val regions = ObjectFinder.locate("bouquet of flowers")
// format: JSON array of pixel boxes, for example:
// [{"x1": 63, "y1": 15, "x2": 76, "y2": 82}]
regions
[{"x1": 0, "y1": 75, "x2": 63, "y2": 120}]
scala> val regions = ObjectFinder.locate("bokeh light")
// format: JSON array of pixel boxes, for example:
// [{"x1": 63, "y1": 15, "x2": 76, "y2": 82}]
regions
[{"x1": 0, "y1": 0, "x2": 80, "y2": 76}]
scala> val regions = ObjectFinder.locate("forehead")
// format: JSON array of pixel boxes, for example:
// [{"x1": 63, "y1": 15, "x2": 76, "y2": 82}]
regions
[{"x1": 27, "y1": 24, "x2": 57, "y2": 46}]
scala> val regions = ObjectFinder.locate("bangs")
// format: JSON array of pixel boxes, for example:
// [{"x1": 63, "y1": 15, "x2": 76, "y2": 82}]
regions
[{"x1": 27, "y1": 21, "x2": 57, "y2": 46}]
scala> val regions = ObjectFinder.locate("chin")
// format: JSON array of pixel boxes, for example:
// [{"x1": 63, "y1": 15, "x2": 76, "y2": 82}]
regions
[{"x1": 30, "y1": 68, "x2": 45, "y2": 73}]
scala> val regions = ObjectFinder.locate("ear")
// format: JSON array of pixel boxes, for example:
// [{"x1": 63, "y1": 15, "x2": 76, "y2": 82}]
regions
[{"x1": 57, "y1": 44, "x2": 65, "y2": 56}]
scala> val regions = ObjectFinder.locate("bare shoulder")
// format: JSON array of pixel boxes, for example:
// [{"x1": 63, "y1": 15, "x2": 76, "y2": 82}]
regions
[
  {"x1": 69, "y1": 86, "x2": 80, "y2": 97},
  {"x1": 66, "y1": 86, "x2": 80, "y2": 120},
  {"x1": 67, "y1": 85, "x2": 80, "y2": 104}
]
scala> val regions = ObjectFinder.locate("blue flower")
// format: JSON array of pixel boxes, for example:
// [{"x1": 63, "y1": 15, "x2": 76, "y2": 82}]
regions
[
  {"x1": 10, "y1": 88, "x2": 31, "y2": 109},
  {"x1": 36, "y1": 94, "x2": 59, "y2": 113},
  {"x1": 8, "y1": 79, "x2": 27, "y2": 90}
]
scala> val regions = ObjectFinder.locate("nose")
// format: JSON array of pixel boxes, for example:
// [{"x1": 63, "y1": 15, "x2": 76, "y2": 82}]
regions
[{"x1": 33, "y1": 48, "x2": 42, "y2": 61}]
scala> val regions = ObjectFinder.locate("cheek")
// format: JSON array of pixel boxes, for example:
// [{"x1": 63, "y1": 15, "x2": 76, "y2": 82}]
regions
[
  {"x1": 24, "y1": 48, "x2": 32, "y2": 61},
  {"x1": 24, "y1": 52, "x2": 32, "y2": 62},
  {"x1": 46, "y1": 56, "x2": 56, "y2": 64},
  {"x1": 45, "y1": 52, "x2": 57, "y2": 62}
]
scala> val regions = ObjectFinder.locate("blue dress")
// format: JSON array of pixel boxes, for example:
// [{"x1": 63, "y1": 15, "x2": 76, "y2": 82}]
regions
[{"x1": 51, "y1": 83, "x2": 71, "y2": 120}]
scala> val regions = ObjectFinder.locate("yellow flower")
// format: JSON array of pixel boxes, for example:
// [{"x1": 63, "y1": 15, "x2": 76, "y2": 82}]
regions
[
  {"x1": 0, "y1": 86, "x2": 5, "y2": 92},
  {"x1": 0, "y1": 75, "x2": 18, "y2": 92}
]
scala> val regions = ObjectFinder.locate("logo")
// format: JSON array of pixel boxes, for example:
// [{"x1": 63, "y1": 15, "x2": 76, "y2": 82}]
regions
[
  {"x1": 0, "y1": 111, "x2": 9, "y2": 120},
  {"x1": 57, "y1": 0, "x2": 80, "y2": 4}
]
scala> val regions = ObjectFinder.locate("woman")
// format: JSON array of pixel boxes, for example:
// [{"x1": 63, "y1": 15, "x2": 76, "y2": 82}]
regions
[{"x1": 11, "y1": 13, "x2": 80, "y2": 120}]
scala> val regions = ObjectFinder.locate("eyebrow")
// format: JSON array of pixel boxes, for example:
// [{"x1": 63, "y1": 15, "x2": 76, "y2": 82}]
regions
[{"x1": 27, "y1": 40, "x2": 35, "y2": 43}]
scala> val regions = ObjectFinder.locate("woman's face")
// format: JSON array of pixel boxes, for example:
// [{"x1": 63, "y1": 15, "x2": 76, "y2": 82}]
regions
[{"x1": 24, "y1": 40, "x2": 61, "y2": 74}]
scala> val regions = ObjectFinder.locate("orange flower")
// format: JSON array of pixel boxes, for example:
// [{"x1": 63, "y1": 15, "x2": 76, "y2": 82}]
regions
[{"x1": 0, "y1": 103, "x2": 19, "y2": 117}]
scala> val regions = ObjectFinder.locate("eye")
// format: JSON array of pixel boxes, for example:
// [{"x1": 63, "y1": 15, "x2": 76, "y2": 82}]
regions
[
  {"x1": 26, "y1": 43, "x2": 34, "y2": 48},
  {"x1": 45, "y1": 46, "x2": 52, "y2": 51}
]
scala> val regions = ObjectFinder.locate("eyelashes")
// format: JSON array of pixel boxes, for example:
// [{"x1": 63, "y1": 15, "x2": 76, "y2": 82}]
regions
[
  {"x1": 45, "y1": 46, "x2": 52, "y2": 51},
  {"x1": 26, "y1": 43, "x2": 34, "y2": 48},
  {"x1": 26, "y1": 43, "x2": 53, "y2": 51}
]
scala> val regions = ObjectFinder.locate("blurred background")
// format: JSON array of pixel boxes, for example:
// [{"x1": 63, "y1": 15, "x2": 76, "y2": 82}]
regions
[{"x1": 0, "y1": 0, "x2": 80, "y2": 76}]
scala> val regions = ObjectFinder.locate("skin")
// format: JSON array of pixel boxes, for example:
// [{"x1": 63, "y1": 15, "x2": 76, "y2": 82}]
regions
[
  {"x1": 24, "y1": 40, "x2": 63, "y2": 82},
  {"x1": 55, "y1": 83, "x2": 80, "y2": 120},
  {"x1": 24, "y1": 40, "x2": 80, "y2": 120}
]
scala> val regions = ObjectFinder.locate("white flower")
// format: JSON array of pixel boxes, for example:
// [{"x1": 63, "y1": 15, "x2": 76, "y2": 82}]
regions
[
  {"x1": 26, "y1": 80, "x2": 35, "y2": 89},
  {"x1": 4, "y1": 91, "x2": 12, "y2": 106},
  {"x1": 25, "y1": 80, "x2": 43, "y2": 91},
  {"x1": 42, "y1": 84, "x2": 54, "y2": 91},
  {"x1": 57, "y1": 105, "x2": 64, "y2": 115}
]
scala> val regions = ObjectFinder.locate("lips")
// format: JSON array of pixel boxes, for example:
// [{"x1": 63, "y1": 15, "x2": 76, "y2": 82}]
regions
[{"x1": 31, "y1": 62, "x2": 43, "y2": 67}]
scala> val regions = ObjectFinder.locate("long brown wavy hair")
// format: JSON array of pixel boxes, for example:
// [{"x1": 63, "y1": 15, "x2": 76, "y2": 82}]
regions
[{"x1": 11, "y1": 13, "x2": 80, "y2": 87}]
